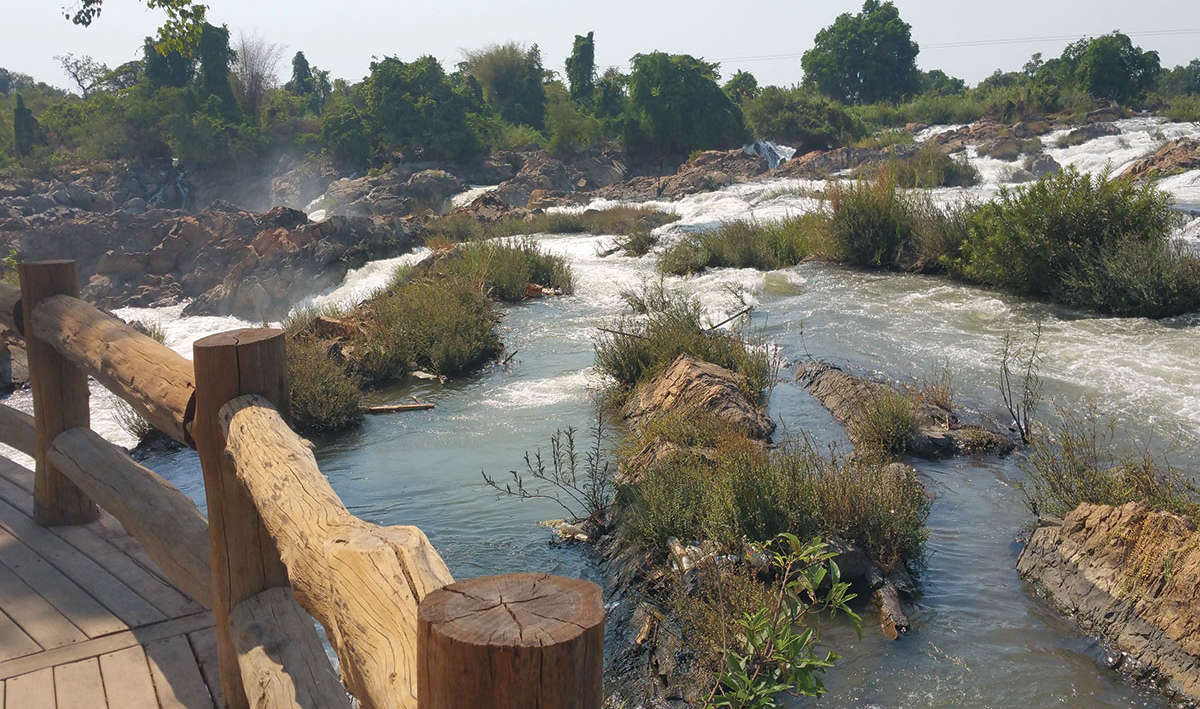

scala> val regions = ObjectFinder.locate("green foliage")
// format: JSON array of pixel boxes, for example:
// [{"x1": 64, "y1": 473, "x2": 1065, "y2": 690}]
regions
[
  {"x1": 621, "y1": 428, "x2": 929, "y2": 571},
  {"x1": 461, "y1": 42, "x2": 546, "y2": 130},
  {"x1": 743, "y1": 87, "x2": 864, "y2": 151},
  {"x1": 196, "y1": 23, "x2": 239, "y2": 120},
  {"x1": 850, "y1": 389, "x2": 918, "y2": 456},
  {"x1": 70, "y1": 0, "x2": 207, "y2": 54},
  {"x1": 919, "y1": 69, "x2": 966, "y2": 96},
  {"x1": 545, "y1": 87, "x2": 601, "y2": 157},
  {"x1": 13, "y1": 95, "x2": 40, "y2": 158},
  {"x1": 321, "y1": 102, "x2": 370, "y2": 167},
  {"x1": 593, "y1": 285, "x2": 771, "y2": 400},
  {"x1": 1022, "y1": 408, "x2": 1200, "y2": 524},
  {"x1": 802, "y1": 0, "x2": 921, "y2": 104},
  {"x1": 1159, "y1": 59, "x2": 1200, "y2": 96},
  {"x1": 723, "y1": 70, "x2": 760, "y2": 105},
  {"x1": 594, "y1": 67, "x2": 628, "y2": 119},
  {"x1": 565, "y1": 32, "x2": 596, "y2": 106},
  {"x1": 627, "y1": 52, "x2": 747, "y2": 156},
  {"x1": 467, "y1": 113, "x2": 544, "y2": 151},
  {"x1": 825, "y1": 174, "x2": 914, "y2": 268},
  {"x1": 286, "y1": 334, "x2": 364, "y2": 434},
  {"x1": 954, "y1": 168, "x2": 1200, "y2": 317},
  {"x1": 658, "y1": 213, "x2": 829, "y2": 275},
  {"x1": 883, "y1": 143, "x2": 979, "y2": 188},
  {"x1": 1163, "y1": 94, "x2": 1200, "y2": 123},
  {"x1": 1073, "y1": 32, "x2": 1160, "y2": 104},
  {"x1": 365, "y1": 56, "x2": 481, "y2": 161},
  {"x1": 355, "y1": 276, "x2": 502, "y2": 380},
  {"x1": 431, "y1": 237, "x2": 574, "y2": 302},
  {"x1": 143, "y1": 37, "x2": 195, "y2": 88},
  {"x1": 711, "y1": 536, "x2": 860, "y2": 707}
]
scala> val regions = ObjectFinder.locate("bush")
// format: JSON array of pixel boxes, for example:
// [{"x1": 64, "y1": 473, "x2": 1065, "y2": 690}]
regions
[
  {"x1": 621, "y1": 429, "x2": 929, "y2": 573},
  {"x1": 883, "y1": 143, "x2": 979, "y2": 188},
  {"x1": 954, "y1": 168, "x2": 1199, "y2": 316},
  {"x1": 626, "y1": 52, "x2": 747, "y2": 156},
  {"x1": 1163, "y1": 95, "x2": 1200, "y2": 123},
  {"x1": 826, "y1": 174, "x2": 915, "y2": 268},
  {"x1": 286, "y1": 335, "x2": 363, "y2": 434},
  {"x1": 657, "y1": 214, "x2": 829, "y2": 275},
  {"x1": 594, "y1": 286, "x2": 772, "y2": 400},
  {"x1": 433, "y1": 237, "x2": 574, "y2": 302},
  {"x1": 850, "y1": 389, "x2": 919, "y2": 456},
  {"x1": 355, "y1": 276, "x2": 501, "y2": 380},
  {"x1": 743, "y1": 87, "x2": 865, "y2": 151},
  {"x1": 1023, "y1": 408, "x2": 1200, "y2": 524}
]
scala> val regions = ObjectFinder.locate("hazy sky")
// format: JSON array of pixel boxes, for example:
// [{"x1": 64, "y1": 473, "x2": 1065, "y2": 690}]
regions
[{"x1": 5, "y1": 0, "x2": 1200, "y2": 92}]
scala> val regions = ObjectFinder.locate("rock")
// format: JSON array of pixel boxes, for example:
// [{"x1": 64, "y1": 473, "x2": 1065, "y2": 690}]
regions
[
  {"x1": 1057, "y1": 122, "x2": 1120, "y2": 148},
  {"x1": 623, "y1": 354, "x2": 775, "y2": 441},
  {"x1": 1024, "y1": 152, "x2": 1061, "y2": 178},
  {"x1": 797, "y1": 361, "x2": 1014, "y2": 458},
  {"x1": 874, "y1": 581, "x2": 910, "y2": 640},
  {"x1": 405, "y1": 169, "x2": 466, "y2": 207},
  {"x1": 774, "y1": 143, "x2": 921, "y2": 178},
  {"x1": 1123, "y1": 138, "x2": 1200, "y2": 181},
  {"x1": 1017, "y1": 502, "x2": 1200, "y2": 702},
  {"x1": 586, "y1": 149, "x2": 763, "y2": 202}
]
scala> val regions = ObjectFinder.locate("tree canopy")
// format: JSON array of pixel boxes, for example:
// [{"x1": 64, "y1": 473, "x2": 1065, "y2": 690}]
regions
[
  {"x1": 627, "y1": 52, "x2": 746, "y2": 155},
  {"x1": 461, "y1": 43, "x2": 546, "y2": 129},
  {"x1": 566, "y1": 32, "x2": 596, "y2": 106},
  {"x1": 801, "y1": 0, "x2": 920, "y2": 104}
]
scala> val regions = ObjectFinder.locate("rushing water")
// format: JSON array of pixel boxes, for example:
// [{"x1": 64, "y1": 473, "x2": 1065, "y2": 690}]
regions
[{"x1": 4, "y1": 117, "x2": 1199, "y2": 707}]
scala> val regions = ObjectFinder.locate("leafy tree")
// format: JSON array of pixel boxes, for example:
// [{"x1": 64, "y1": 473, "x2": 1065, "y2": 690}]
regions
[
  {"x1": 1160, "y1": 60, "x2": 1200, "y2": 96},
  {"x1": 0, "y1": 70, "x2": 10, "y2": 97},
  {"x1": 67, "y1": 0, "x2": 207, "y2": 52},
  {"x1": 13, "y1": 95, "x2": 41, "y2": 157},
  {"x1": 723, "y1": 70, "x2": 760, "y2": 105},
  {"x1": 197, "y1": 23, "x2": 239, "y2": 119},
  {"x1": 365, "y1": 55, "x2": 480, "y2": 161},
  {"x1": 545, "y1": 83, "x2": 600, "y2": 156},
  {"x1": 461, "y1": 43, "x2": 546, "y2": 129},
  {"x1": 565, "y1": 31, "x2": 595, "y2": 106},
  {"x1": 285, "y1": 51, "x2": 314, "y2": 96},
  {"x1": 920, "y1": 69, "x2": 966, "y2": 96},
  {"x1": 627, "y1": 52, "x2": 746, "y2": 155},
  {"x1": 743, "y1": 87, "x2": 863, "y2": 151},
  {"x1": 1073, "y1": 33, "x2": 1160, "y2": 103},
  {"x1": 55, "y1": 54, "x2": 110, "y2": 97},
  {"x1": 143, "y1": 37, "x2": 194, "y2": 88},
  {"x1": 100, "y1": 61, "x2": 144, "y2": 92},
  {"x1": 594, "y1": 67, "x2": 628, "y2": 119},
  {"x1": 322, "y1": 103, "x2": 370, "y2": 167},
  {"x1": 801, "y1": 0, "x2": 921, "y2": 104}
]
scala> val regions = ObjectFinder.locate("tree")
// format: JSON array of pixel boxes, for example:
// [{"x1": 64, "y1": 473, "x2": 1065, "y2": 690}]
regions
[
  {"x1": 285, "y1": 51, "x2": 314, "y2": 96},
  {"x1": 13, "y1": 95, "x2": 41, "y2": 157},
  {"x1": 1160, "y1": 59, "x2": 1200, "y2": 96},
  {"x1": 801, "y1": 0, "x2": 921, "y2": 104},
  {"x1": 0, "y1": 69, "x2": 11, "y2": 97},
  {"x1": 322, "y1": 103, "x2": 370, "y2": 167},
  {"x1": 565, "y1": 31, "x2": 595, "y2": 106},
  {"x1": 723, "y1": 70, "x2": 760, "y2": 104},
  {"x1": 594, "y1": 67, "x2": 627, "y2": 119},
  {"x1": 1074, "y1": 33, "x2": 1160, "y2": 103},
  {"x1": 365, "y1": 55, "x2": 480, "y2": 161},
  {"x1": 627, "y1": 52, "x2": 746, "y2": 155},
  {"x1": 461, "y1": 43, "x2": 547, "y2": 129},
  {"x1": 143, "y1": 37, "x2": 194, "y2": 87},
  {"x1": 67, "y1": 0, "x2": 207, "y2": 52},
  {"x1": 920, "y1": 69, "x2": 965, "y2": 96},
  {"x1": 232, "y1": 32, "x2": 284, "y2": 119},
  {"x1": 196, "y1": 23, "x2": 239, "y2": 119},
  {"x1": 55, "y1": 53, "x2": 110, "y2": 97},
  {"x1": 742, "y1": 87, "x2": 864, "y2": 151}
]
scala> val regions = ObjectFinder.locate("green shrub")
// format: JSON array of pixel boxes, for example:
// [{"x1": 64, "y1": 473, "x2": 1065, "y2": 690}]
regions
[
  {"x1": 954, "y1": 168, "x2": 1199, "y2": 316},
  {"x1": 1163, "y1": 95, "x2": 1200, "y2": 123},
  {"x1": 434, "y1": 237, "x2": 574, "y2": 302},
  {"x1": 883, "y1": 143, "x2": 980, "y2": 188},
  {"x1": 594, "y1": 288, "x2": 771, "y2": 400},
  {"x1": 977, "y1": 137, "x2": 1042, "y2": 161},
  {"x1": 286, "y1": 336, "x2": 363, "y2": 434},
  {"x1": 657, "y1": 213, "x2": 830, "y2": 275},
  {"x1": 1022, "y1": 408, "x2": 1200, "y2": 524},
  {"x1": 826, "y1": 174, "x2": 916, "y2": 267},
  {"x1": 743, "y1": 87, "x2": 864, "y2": 151},
  {"x1": 853, "y1": 129, "x2": 915, "y2": 150},
  {"x1": 850, "y1": 389, "x2": 919, "y2": 456},
  {"x1": 621, "y1": 432, "x2": 929, "y2": 573},
  {"x1": 422, "y1": 207, "x2": 678, "y2": 244},
  {"x1": 355, "y1": 276, "x2": 501, "y2": 380}
]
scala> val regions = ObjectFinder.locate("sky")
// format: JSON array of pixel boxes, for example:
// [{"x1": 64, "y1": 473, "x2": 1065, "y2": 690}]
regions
[{"x1": 4, "y1": 0, "x2": 1200, "y2": 92}]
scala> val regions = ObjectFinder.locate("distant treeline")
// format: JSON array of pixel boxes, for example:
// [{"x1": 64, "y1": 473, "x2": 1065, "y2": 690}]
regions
[{"x1": 2, "y1": 1, "x2": 1199, "y2": 175}]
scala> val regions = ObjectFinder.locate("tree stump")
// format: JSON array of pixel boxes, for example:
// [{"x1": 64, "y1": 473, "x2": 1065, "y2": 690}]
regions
[{"x1": 417, "y1": 573, "x2": 604, "y2": 709}]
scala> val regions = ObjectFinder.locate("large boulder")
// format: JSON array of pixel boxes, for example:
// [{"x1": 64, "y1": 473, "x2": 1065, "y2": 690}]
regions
[
  {"x1": 1057, "y1": 122, "x2": 1120, "y2": 148},
  {"x1": 623, "y1": 354, "x2": 775, "y2": 441},
  {"x1": 797, "y1": 361, "x2": 1013, "y2": 458},
  {"x1": 1018, "y1": 502, "x2": 1200, "y2": 702},
  {"x1": 1123, "y1": 138, "x2": 1200, "y2": 181}
]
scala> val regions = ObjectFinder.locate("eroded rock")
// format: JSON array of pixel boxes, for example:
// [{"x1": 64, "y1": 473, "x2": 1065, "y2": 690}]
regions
[{"x1": 623, "y1": 354, "x2": 775, "y2": 441}]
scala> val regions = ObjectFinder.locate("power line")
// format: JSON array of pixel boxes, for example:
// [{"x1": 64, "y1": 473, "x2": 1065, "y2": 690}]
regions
[{"x1": 714, "y1": 28, "x2": 1200, "y2": 64}]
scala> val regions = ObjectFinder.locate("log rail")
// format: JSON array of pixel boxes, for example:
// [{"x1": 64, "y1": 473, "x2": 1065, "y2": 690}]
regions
[{"x1": 0, "y1": 263, "x2": 603, "y2": 709}]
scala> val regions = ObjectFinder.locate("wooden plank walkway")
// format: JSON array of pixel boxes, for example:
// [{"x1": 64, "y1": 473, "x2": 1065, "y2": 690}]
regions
[{"x1": 0, "y1": 456, "x2": 221, "y2": 708}]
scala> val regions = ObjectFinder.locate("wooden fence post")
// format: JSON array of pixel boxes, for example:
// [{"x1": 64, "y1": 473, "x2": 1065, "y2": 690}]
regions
[
  {"x1": 418, "y1": 573, "x2": 604, "y2": 709},
  {"x1": 19, "y1": 260, "x2": 97, "y2": 526},
  {"x1": 192, "y1": 328, "x2": 291, "y2": 709}
]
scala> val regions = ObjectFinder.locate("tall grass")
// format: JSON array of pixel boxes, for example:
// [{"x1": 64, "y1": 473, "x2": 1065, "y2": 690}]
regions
[
  {"x1": 658, "y1": 213, "x2": 830, "y2": 276},
  {"x1": 433, "y1": 237, "x2": 574, "y2": 301},
  {"x1": 286, "y1": 336, "x2": 364, "y2": 434},
  {"x1": 422, "y1": 206, "x2": 678, "y2": 244}
]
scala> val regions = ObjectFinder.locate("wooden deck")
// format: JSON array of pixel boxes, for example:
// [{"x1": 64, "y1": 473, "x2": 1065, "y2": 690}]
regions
[{"x1": 0, "y1": 456, "x2": 221, "y2": 708}]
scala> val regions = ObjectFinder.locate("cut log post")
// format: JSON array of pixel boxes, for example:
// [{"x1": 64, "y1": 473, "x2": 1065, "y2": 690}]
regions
[
  {"x1": 417, "y1": 573, "x2": 604, "y2": 709},
  {"x1": 219, "y1": 394, "x2": 454, "y2": 709},
  {"x1": 0, "y1": 404, "x2": 36, "y2": 457},
  {"x1": 48, "y1": 426, "x2": 212, "y2": 607},
  {"x1": 0, "y1": 282, "x2": 21, "y2": 333},
  {"x1": 19, "y1": 261, "x2": 97, "y2": 526},
  {"x1": 192, "y1": 328, "x2": 291, "y2": 709},
  {"x1": 30, "y1": 295, "x2": 196, "y2": 445},
  {"x1": 230, "y1": 587, "x2": 352, "y2": 709}
]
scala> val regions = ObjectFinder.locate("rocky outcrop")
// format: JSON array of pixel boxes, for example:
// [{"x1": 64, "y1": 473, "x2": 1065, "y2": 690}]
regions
[
  {"x1": 1056, "y1": 122, "x2": 1120, "y2": 148},
  {"x1": 486, "y1": 148, "x2": 627, "y2": 208},
  {"x1": 1018, "y1": 502, "x2": 1200, "y2": 702},
  {"x1": 772, "y1": 143, "x2": 922, "y2": 178},
  {"x1": 16, "y1": 204, "x2": 414, "y2": 320},
  {"x1": 797, "y1": 361, "x2": 1014, "y2": 458},
  {"x1": 585, "y1": 149, "x2": 764, "y2": 203},
  {"x1": 623, "y1": 354, "x2": 775, "y2": 441},
  {"x1": 1123, "y1": 138, "x2": 1200, "y2": 181},
  {"x1": 311, "y1": 167, "x2": 467, "y2": 217}
]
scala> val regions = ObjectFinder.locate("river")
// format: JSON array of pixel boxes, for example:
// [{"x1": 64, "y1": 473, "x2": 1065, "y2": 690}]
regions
[{"x1": 4, "y1": 116, "x2": 1198, "y2": 707}]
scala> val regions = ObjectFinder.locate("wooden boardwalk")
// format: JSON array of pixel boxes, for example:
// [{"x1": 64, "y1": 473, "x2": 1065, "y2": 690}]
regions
[{"x1": 0, "y1": 456, "x2": 221, "y2": 708}]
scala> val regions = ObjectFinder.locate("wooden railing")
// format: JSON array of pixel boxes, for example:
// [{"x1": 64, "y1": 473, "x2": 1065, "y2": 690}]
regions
[{"x1": 0, "y1": 261, "x2": 604, "y2": 709}]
